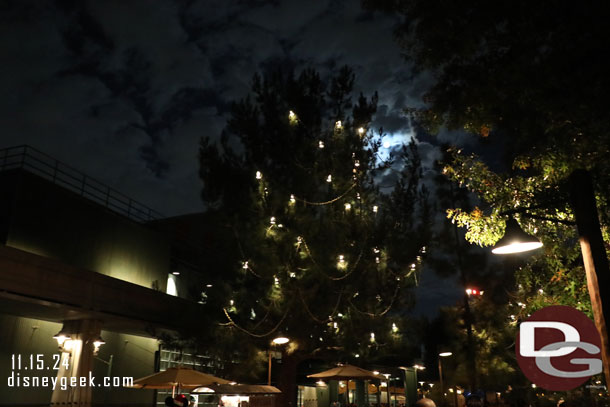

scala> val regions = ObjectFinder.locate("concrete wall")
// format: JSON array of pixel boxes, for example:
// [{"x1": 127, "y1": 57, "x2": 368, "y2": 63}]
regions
[
  {"x1": 0, "y1": 313, "x2": 158, "y2": 406},
  {"x1": 0, "y1": 170, "x2": 169, "y2": 291}
]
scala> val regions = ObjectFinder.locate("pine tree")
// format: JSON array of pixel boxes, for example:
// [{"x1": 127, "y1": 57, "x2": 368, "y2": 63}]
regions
[{"x1": 198, "y1": 66, "x2": 430, "y2": 404}]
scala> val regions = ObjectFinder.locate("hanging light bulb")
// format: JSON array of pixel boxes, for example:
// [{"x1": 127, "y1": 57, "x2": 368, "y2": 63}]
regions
[
  {"x1": 358, "y1": 127, "x2": 365, "y2": 135},
  {"x1": 392, "y1": 323, "x2": 398, "y2": 333},
  {"x1": 345, "y1": 203, "x2": 351, "y2": 210},
  {"x1": 354, "y1": 160, "x2": 360, "y2": 167},
  {"x1": 335, "y1": 120, "x2": 342, "y2": 129},
  {"x1": 319, "y1": 141, "x2": 325, "y2": 149},
  {"x1": 290, "y1": 194, "x2": 296, "y2": 204},
  {"x1": 338, "y1": 255, "x2": 345, "y2": 263},
  {"x1": 274, "y1": 276, "x2": 280, "y2": 286},
  {"x1": 242, "y1": 261, "x2": 249, "y2": 269},
  {"x1": 373, "y1": 205, "x2": 378, "y2": 213},
  {"x1": 376, "y1": 257, "x2": 380, "y2": 264},
  {"x1": 370, "y1": 332, "x2": 376, "y2": 342},
  {"x1": 270, "y1": 217, "x2": 276, "y2": 225},
  {"x1": 326, "y1": 174, "x2": 332, "y2": 183},
  {"x1": 289, "y1": 110, "x2": 298, "y2": 124},
  {"x1": 256, "y1": 171, "x2": 262, "y2": 180}
]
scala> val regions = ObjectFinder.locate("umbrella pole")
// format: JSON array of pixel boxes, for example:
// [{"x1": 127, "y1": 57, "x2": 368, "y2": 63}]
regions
[
  {"x1": 172, "y1": 385, "x2": 176, "y2": 398},
  {"x1": 347, "y1": 380, "x2": 350, "y2": 406}
]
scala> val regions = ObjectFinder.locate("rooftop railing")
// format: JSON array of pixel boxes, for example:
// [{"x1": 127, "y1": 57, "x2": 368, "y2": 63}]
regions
[{"x1": 0, "y1": 145, "x2": 164, "y2": 223}]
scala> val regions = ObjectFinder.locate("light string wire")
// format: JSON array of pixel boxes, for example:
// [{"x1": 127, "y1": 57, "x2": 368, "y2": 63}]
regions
[{"x1": 220, "y1": 305, "x2": 290, "y2": 338}]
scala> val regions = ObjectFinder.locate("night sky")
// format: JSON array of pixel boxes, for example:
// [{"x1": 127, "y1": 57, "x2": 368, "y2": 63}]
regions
[{"x1": 0, "y1": 0, "x2": 477, "y2": 316}]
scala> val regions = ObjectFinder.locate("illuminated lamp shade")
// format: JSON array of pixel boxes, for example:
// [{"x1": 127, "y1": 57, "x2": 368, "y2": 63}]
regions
[
  {"x1": 272, "y1": 337, "x2": 290, "y2": 345},
  {"x1": 491, "y1": 218, "x2": 543, "y2": 254},
  {"x1": 53, "y1": 330, "x2": 71, "y2": 346}
]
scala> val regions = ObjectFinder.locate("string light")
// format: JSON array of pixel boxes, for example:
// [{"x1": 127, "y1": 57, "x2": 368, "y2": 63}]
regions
[
  {"x1": 410, "y1": 263, "x2": 416, "y2": 270},
  {"x1": 376, "y1": 257, "x2": 380, "y2": 264},
  {"x1": 319, "y1": 141, "x2": 325, "y2": 149},
  {"x1": 274, "y1": 276, "x2": 280, "y2": 286},
  {"x1": 335, "y1": 120, "x2": 342, "y2": 129},
  {"x1": 354, "y1": 160, "x2": 360, "y2": 167},
  {"x1": 370, "y1": 332, "x2": 375, "y2": 342},
  {"x1": 326, "y1": 175, "x2": 332, "y2": 183},
  {"x1": 256, "y1": 171, "x2": 262, "y2": 180},
  {"x1": 345, "y1": 203, "x2": 351, "y2": 210},
  {"x1": 373, "y1": 205, "x2": 378, "y2": 213},
  {"x1": 270, "y1": 217, "x2": 276, "y2": 225},
  {"x1": 289, "y1": 110, "x2": 298, "y2": 124},
  {"x1": 242, "y1": 261, "x2": 249, "y2": 269},
  {"x1": 392, "y1": 323, "x2": 398, "y2": 333},
  {"x1": 358, "y1": 127, "x2": 365, "y2": 135},
  {"x1": 356, "y1": 193, "x2": 360, "y2": 200},
  {"x1": 290, "y1": 194, "x2": 296, "y2": 204}
]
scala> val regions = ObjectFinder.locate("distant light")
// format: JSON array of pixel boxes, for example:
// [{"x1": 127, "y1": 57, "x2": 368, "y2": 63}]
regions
[
  {"x1": 206, "y1": 284, "x2": 213, "y2": 288},
  {"x1": 345, "y1": 203, "x2": 351, "y2": 210},
  {"x1": 326, "y1": 174, "x2": 332, "y2": 183},
  {"x1": 272, "y1": 337, "x2": 290, "y2": 345},
  {"x1": 466, "y1": 288, "x2": 472, "y2": 295},
  {"x1": 319, "y1": 141, "x2": 325, "y2": 149},
  {"x1": 335, "y1": 121, "x2": 342, "y2": 129},
  {"x1": 373, "y1": 205, "x2": 378, "y2": 213},
  {"x1": 358, "y1": 127, "x2": 365, "y2": 135},
  {"x1": 316, "y1": 381, "x2": 327, "y2": 386},
  {"x1": 439, "y1": 352, "x2": 452, "y2": 357},
  {"x1": 373, "y1": 371, "x2": 380, "y2": 375},
  {"x1": 172, "y1": 271, "x2": 180, "y2": 275},
  {"x1": 256, "y1": 171, "x2": 262, "y2": 180}
]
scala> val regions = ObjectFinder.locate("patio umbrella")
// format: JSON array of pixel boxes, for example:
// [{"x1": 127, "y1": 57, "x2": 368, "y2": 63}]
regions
[
  {"x1": 191, "y1": 384, "x2": 282, "y2": 395},
  {"x1": 307, "y1": 364, "x2": 380, "y2": 405},
  {"x1": 129, "y1": 367, "x2": 231, "y2": 397}
]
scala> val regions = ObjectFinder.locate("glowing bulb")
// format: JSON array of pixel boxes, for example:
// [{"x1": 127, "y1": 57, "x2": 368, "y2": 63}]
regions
[
  {"x1": 319, "y1": 141, "x2": 325, "y2": 149},
  {"x1": 242, "y1": 261, "x2": 248, "y2": 269},
  {"x1": 411, "y1": 263, "x2": 416, "y2": 270},
  {"x1": 338, "y1": 255, "x2": 345, "y2": 262},
  {"x1": 290, "y1": 194, "x2": 296, "y2": 204},
  {"x1": 326, "y1": 175, "x2": 332, "y2": 183},
  {"x1": 256, "y1": 171, "x2": 262, "y2": 180},
  {"x1": 392, "y1": 323, "x2": 398, "y2": 333},
  {"x1": 345, "y1": 203, "x2": 351, "y2": 210},
  {"x1": 354, "y1": 160, "x2": 360, "y2": 167},
  {"x1": 370, "y1": 332, "x2": 375, "y2": 342},
  {"x1": 270, "y1": 216, "x2": 276, "y2": 225},
  {"x1": 358, "y1": 127, "x2": 365, "y2": 135},
  {"x1": 375, "y1": 257, "x2": 380, "y2": 264},
  {"x1": 335, "y1": 120, "x2": 342, "y2": 129},
  {"x1": 373, "y1": 205, "x2": 378, "y2": 213},
  {"x1": 466, "y1": 288, "x2": 472, "y2": 295},
  {"x1": 274, "y1": 276, "x2": 280, "y2": 286}
]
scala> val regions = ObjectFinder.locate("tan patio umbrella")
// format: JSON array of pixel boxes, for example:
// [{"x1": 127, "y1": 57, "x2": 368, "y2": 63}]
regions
[
  {"x1": 307, "y1": 364, "x2": 380, "y2": 405},
  {"x1": 191, "y1": 384, "x2": 282, "y2": 395},
  {"x1": 129, "y1": 367, "x2": 231, "y2": 397}
]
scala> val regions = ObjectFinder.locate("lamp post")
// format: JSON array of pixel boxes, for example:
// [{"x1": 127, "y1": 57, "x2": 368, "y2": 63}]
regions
[
  {"x1": 438, "y1": 352, "x2": 452, "y2": 406},
  {"x1": 492, "y1": 169, "x2": 610, "y2": 386},
  {"x1": 268, "y1": 337, "x2": 290, "y2": 386}
]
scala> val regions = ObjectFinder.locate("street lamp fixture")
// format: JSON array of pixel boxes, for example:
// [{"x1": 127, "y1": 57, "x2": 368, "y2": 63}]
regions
[
  {"x1": 268, "y1": 337, "x2": 290, "y2": 385},
  {"x1": 491, "y1": 218, "x2": 543, "y2": 254}
]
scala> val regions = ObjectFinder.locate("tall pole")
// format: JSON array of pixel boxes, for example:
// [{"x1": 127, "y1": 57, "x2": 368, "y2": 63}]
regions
[
  {"x1": 569, "y1": 169, "x2": 610, "y2": 386},
  {"x1": 268, "y1": 350, "x2": 272, "y2": 386},
  {"x1": 438, "y1": 359, "x2": 444, "y2": 402},
  {"x1": 449, "y1": 183, "x2": 477, "y2": 392}
]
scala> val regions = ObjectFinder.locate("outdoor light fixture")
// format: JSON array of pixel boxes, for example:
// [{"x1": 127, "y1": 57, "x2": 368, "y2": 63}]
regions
[
  {"x1": 272, "y1": 337, "x2": 289, "y2": 345},
  {"x1": 491, "y1": 218, "x2": 543, "y2": 254},
  {"x1": 413, "y1": 364, "x2": 425, "y2": 370},
  {"x1": 93, "y1": 336, "x2": 105, "y2": 348},
  {"x1": 439, "y1": 352, "x2": 452, "y2": 357},
  {"x1": 53, "y1": 330, "x2": 71, "y2": 346}
]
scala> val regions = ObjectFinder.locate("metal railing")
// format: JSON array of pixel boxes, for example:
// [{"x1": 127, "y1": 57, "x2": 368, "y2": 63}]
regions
[{"x1": 0, "y1": 145, "x2": 164, "y2": 223}]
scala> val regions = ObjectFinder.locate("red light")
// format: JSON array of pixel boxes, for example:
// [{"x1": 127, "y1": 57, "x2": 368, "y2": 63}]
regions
[{"x1": 472, "y1": 289, "x2": 478, "y2": 295}]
